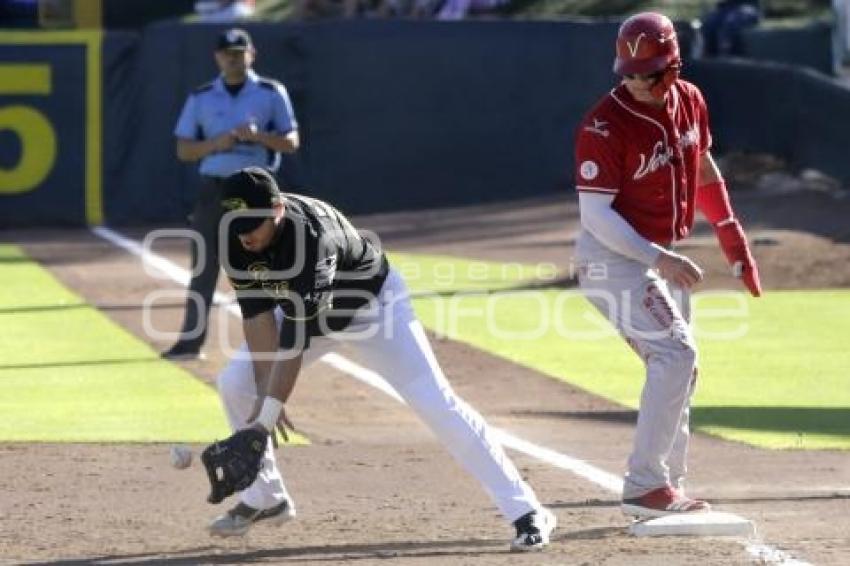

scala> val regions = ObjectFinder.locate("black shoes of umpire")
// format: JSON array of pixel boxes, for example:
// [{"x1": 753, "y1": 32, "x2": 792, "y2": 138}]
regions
[{"x1": 161, "y1": 340, "x2": 206, "y2": 361}]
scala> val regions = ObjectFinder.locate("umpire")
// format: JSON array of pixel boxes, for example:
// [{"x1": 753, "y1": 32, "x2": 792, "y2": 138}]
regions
[{"x1": 163, "y1": 27, "x2": 300, "y2": 360}]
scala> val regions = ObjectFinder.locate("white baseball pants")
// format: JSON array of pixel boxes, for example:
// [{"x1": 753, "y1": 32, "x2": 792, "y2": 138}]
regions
[
  {"x1": 576, "y1": 231, "x2": 698, "y2": 499},
  {"x1": 216, "y1": 268, "x2": 542, "y2": 522}
]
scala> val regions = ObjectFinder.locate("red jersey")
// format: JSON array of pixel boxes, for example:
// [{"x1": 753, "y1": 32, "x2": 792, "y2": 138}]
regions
[{"x1": 574, "y1": 80, "x2": 712, "y2": 245}]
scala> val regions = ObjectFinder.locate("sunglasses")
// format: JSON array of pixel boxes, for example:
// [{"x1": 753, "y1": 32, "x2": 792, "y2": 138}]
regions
[{"x1": 624, "y1": 70, "x2": 665, "y2": 82}]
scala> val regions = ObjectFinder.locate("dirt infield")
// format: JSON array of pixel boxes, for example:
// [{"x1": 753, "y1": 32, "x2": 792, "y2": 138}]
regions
[{"x1": 2, "y1": 188, "x2": 849, "y2": 565}]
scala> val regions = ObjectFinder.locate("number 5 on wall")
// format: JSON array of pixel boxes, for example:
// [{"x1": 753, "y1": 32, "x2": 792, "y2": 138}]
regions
[{"x1": 0, "y1": 63, "x2": 58, "y2": 195}]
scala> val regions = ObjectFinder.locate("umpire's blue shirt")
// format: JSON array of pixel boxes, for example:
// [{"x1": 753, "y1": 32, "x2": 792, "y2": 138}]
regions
[{"x1": 174, "y1": 69, "x2": 298, "y2": 178}]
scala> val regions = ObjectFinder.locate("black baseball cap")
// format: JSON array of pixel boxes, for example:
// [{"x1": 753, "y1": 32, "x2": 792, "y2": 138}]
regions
[
  {"x1": 216, "y1": 28, "x2": 253, "y2": 51},
  {"x1": 221, "y1": 167, "x2": 281, "y2": 235}
]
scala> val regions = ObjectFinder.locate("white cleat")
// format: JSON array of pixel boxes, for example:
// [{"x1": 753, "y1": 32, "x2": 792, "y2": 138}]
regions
[{"x1": 208, "y1": 499, "x2": 295, "y2": 537}]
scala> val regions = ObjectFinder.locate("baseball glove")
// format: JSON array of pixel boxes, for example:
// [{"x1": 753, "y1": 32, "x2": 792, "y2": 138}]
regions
[{"x1": 201, "y1": 427, "x2": 268, "y2": 504}]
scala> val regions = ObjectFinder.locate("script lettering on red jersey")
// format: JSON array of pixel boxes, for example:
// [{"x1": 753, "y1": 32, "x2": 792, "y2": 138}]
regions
[
  {"x1": 680, "y1": 125, "x2": 700, "y2": 150},
  {"x1": 633, "y1": 141, "x2": 673, "y2": 180},
  {"x1": 632, "y1": 125, "x2": 700, "y2": 180}
]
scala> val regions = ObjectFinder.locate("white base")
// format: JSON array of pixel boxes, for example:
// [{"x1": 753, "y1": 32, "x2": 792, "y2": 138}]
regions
[{"x1": 628, "y1": 511, "x2": 756, "y2": 538}]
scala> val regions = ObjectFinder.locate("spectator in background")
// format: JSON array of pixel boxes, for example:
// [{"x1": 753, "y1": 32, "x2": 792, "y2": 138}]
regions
[
  {"x1": 374, "y1": 0, "x2": 433, "y2": 18},
  {"x1": 291, "y1": 0, "x2": 505, "y2": 20},
  {"x1": 163, "y1": 28, "x2": 300, "y2": 360},
  {"x1": 375, "y1": 0, "x2": 505, "y2": 19},
  {"x1": 432, "y1": 0, "x2": 506, "y2": 20},
  {"x1": 701, "y1": 0, "x2": 761, "y2": 56},
  {"x1": 195, "y1": 0, "x2": 255, "y2": 22},
  {"x1": 293, "y1": 0, "x2": 395, "y2": 19},
  {"x1": 294, "y1": 0, "x2": 361, "y2": 19}
]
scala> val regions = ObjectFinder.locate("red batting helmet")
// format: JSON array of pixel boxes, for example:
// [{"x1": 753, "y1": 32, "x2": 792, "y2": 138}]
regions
[{"x1": 613, "y1": 12, "x2": 680, "y2": 76}]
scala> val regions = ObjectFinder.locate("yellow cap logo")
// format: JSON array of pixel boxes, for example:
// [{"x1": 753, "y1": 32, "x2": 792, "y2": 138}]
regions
[{"x1": 222, "y1": 198, "x2": 247, "y2": 211}]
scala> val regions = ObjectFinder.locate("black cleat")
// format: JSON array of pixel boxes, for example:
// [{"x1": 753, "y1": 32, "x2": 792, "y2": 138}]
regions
[
  {"x1": 510, "y1": 508, "x2": 556, "y2": 552},
  {"x1": 161, "y1": 341, "x2": 205, "y2": 361}
]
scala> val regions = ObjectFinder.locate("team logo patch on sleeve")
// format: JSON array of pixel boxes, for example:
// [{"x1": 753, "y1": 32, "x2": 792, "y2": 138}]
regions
[
  {"x1": 583, "y1": 118, "x2": 609, "y2": 137},
  {"x1": 580, "y1": 160, "x2": 599, "y2": 181}
]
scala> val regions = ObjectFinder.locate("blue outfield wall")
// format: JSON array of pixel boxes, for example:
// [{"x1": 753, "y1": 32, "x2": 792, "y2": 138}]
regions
[
  {"x1": 688, "y1": 58, "x2": 850, "y2": 183},
  {"x1": 0, "y1": 44, "x2": 86, "y2": 224},
  {"x1": 0, "y1": 31, "x2": 101, "y2": 228},
  {"x1": 102, "y1": 20, "x2": 624, "y2": 225},
  {"x1": 2, "y1": 21, "x2": 850, "y2": 227}
]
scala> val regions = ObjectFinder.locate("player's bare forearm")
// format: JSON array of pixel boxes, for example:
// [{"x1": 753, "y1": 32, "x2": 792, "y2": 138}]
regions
[
  {"x1": 267, "y1": 352, "x2": 303, "y2": 403},
  {"x1": 698, "y1": 151, "x2": 723, "y2": 186},
  {"x1": 242, "y1": 310, "x2": 279, "y2": 393}
]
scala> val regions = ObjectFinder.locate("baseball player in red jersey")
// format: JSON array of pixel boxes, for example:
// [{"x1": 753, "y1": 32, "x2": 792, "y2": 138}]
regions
[{"x1": 573, "y1": 12, "x2": 762, "y2": 518}]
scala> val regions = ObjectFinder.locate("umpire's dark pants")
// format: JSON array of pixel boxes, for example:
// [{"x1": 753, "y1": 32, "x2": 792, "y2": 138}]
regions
[{"x1": 178, "y1": 176, "x2": 225, "y2": 347}]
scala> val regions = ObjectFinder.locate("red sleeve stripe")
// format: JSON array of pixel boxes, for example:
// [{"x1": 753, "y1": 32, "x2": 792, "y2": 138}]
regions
[{"x1": 576, "y1": 186, "x2": 619, "y2": 194}]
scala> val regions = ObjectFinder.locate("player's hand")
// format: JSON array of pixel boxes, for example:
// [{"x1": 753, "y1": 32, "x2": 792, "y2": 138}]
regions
[
  {"x1": 246, "y1": 399, "x2": 296, "y2": 448},
  {"x1": 234, "y1": 123, "x2": 259, "y2": 143},
  {"x1": 714, "y1": 220, "x2": 762, "y2": 297},
  {"x1": 212, "y1": 131, "x2": 236, "y2": 152},
  {"x1": 272, "y1": 407, "x2": 296, "y2": 447},
  {"x1": 654, "y1": 250, "x2": 704, "y2": 289}
]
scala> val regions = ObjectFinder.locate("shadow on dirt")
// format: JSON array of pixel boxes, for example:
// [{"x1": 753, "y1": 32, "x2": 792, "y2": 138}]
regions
[
  {"x1": 0, "y1": 357, "x2": 160, "y2": 371},
  {"x1": 0, "y1": 301, "x2": 188, "y2": 315},
  {"x1": 35, "y1": 537, "x2": 520, "y2": 565},
  {"x1": 31, "y1": 527, "x2": 638, "y2": 565}
]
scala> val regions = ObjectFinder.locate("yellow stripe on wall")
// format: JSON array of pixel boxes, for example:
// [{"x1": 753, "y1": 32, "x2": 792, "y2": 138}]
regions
[
  {"x1": 0, "y1": 30, "x2": 103, "y2": 225},
  {"x1": 0, "y1": 65, "x2": 51, "y2": 95},
  {"x1": 0, "y1": 31, "x2": 99, "y2": 44},
  {"x1": 73, "y1": 0, "x2": 103, "y2": 28},
  {"x1": 85, "y1": 30, "x2": 103, "y2": 225}
]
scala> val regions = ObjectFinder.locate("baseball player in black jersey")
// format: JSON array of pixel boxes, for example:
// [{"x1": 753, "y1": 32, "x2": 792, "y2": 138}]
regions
[{"x1": 205, "y1": 167, "x2": 555, "y2": 551}]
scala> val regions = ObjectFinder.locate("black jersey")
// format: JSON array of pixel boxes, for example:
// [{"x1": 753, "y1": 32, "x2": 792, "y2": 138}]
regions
[{"x1": 225, "y1": 194, "x2": 389, "y2": 350}]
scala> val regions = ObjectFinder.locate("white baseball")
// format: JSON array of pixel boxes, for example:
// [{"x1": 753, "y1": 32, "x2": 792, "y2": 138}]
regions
[{"x1": 170, "y1": 445, "x2": 193, "y2": 469}]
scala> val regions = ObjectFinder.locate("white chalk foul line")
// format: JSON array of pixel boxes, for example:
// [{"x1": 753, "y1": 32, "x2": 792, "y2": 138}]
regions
[
  {"x1": 744, "y1": 543, "x2": 812, "y2": 565},
  {"x1": 91, "y1": 226, "x2": 809, "y2": 565},
  {"x1": 318, "y1": 353, "x2": 625, "y2": 492}
]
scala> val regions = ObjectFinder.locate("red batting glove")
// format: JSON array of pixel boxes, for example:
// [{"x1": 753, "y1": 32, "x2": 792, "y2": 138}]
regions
[
  {"x1": 697, "y1": 180, "x2": 762, "y2": 297},
  {"x1": 715, "y1": 220, "x2": 762, "y2": 297}
]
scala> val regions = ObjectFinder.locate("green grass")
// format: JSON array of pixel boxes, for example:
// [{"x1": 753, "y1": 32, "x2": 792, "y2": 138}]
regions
[
  {"x1": 0, "y1": 245, "x2": 84, "y2": 311},
  {"x1": 386, "y1": 251, "x2": 552, "y2": 294},
  {"x1": 0, "y1": 245, "x2": 305, "y2": 444},
  {"x1": 389, "y1": 251, "x2": 850, "y2": 450},
  {"x1": 1, "y1": 364, "x2": 226, "y2": 442}
]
